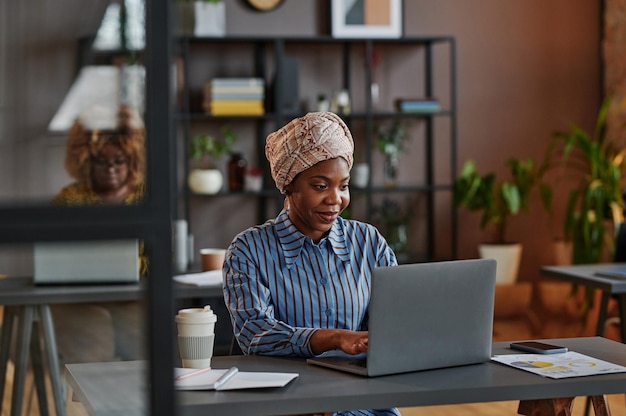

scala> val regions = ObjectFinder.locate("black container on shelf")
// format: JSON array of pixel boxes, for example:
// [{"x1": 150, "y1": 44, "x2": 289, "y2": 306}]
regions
[{"x1": 228, "y1": 152, "x2": 247, "y2": 191}]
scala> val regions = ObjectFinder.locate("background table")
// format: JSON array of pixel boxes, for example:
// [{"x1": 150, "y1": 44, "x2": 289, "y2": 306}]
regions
[
  {"x1": 0, "y1": 276, "x2": 222, "y2": 416},
  {"x1": 541, "y1": 264, "x2": 626, "y2": 341},
  {"x1": 65, "y1": 337, "x2": 626, "y2": 416}
]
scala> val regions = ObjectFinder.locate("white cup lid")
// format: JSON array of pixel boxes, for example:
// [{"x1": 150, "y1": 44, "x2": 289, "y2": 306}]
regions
[{"x1": 175, "y1": 307, "x2": 217, "y2": 324}]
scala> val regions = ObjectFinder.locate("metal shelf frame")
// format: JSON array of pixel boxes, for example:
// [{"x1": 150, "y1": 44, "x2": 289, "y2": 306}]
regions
[{"x1": 176, "y1": 35, "x2": 458, "y2": 261}]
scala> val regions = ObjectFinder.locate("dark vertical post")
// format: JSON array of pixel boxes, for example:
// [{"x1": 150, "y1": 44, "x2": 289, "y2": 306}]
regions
[{"x1": 144, "y1": 0, "x2": 176, "y2": 415}]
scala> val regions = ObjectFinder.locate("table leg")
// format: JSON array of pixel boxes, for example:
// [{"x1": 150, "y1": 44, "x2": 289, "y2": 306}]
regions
[
  {"x1": 518, "y1": 397, "x2": 575, "y2": 415},
  {"x1": 616, "y1": 294, "x2": 626, "y2": 343},
  {"x1": 590, "y1": 395, "x2": 612, "y2": 416},
  {"x1": 30, "y1": 318, "x2": 49, "y2": 416},
  {"x1": 596, "y1": 292, "x2": 610, "y2": 336},
  {"x1": 39, "y1": 305, "x2": 66, "y2": 416},
  {"x1": 11, "y1": 305, "x2": 34, "y2": 416},
  {"x1": 518, "y1": 396, "x2": 611, "y2": 416},
  {"x1": 0, "y1": 306, "x2": 16, "y2": 405}
]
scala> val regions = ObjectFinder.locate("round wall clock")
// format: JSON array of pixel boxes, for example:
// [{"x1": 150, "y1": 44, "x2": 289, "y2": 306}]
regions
[{"x1": 245, "y1": 0, "x2": 284, "y2": 12}]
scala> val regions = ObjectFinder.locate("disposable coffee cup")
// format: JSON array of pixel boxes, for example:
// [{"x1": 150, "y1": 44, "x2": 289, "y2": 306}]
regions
[
  {"x1": 200, "y1": 248, "x2": 226, "y2": 271},
  {"x1": 175, "y1": 305, "x2": 217, "y2": 369}
]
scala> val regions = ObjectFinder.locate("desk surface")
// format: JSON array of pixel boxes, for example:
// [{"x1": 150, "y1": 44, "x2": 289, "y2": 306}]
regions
[
  {"x1": 541, "y1": 263, "x2": 626, "y2": 293},
  {"x1": 64, "y1": 337, "x2": 626, "y2": 416},
  {"x1": 0, "y1": 276, "x2": 223, "y2": 306}
]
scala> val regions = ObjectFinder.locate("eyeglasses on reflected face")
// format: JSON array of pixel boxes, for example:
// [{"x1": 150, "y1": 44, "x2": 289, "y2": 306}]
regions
[{"x1": 93, "y1": 158, "x2": 129, "y2": 169}]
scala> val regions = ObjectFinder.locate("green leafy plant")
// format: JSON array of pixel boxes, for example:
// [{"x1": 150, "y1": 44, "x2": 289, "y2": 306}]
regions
[
  {"x1": 454, "y1": 158, "x2": 552, "y2": 244},
  {"x1": 374, "y1": 121, "x2": 411, "y2": 186},
  {"x1": 544, "y1": 98, "x2": 626, "y2": 265},
  {"x1": 541, "y1": 98, "x2": 626, "y2": 317},
  {"x1": 374, "y1": 121, "x2": 409, "y2": 157},
  {"x1": 190, "y1": 126, "x2": 236, "y2": 169}
]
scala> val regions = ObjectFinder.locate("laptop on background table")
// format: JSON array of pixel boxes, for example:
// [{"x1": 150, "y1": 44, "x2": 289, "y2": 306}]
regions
[
  {"x1": 33, "y1": 239, "x2": 140, "y2": 285},
  {"x1": 307, "y1": 258, "x2": 497, "y2": 377}
]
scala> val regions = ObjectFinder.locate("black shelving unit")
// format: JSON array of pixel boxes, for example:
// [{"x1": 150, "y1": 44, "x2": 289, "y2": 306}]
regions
[{"x1": 176, "y1": 35, "x2": 457, "y2": 262}]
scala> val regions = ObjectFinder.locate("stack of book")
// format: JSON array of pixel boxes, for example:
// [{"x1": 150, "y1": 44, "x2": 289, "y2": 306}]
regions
[
  {"x1": 395, "y1": 98, "x2": 441, "y2": 114},
  {"x1": 204, "y1": 78, "x2": 265, "y2": 116}
]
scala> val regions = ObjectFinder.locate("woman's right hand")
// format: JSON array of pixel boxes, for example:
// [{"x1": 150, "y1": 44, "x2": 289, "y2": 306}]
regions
[{"x1": 309, "y1": 329, "x2": 368, "y2": 355}]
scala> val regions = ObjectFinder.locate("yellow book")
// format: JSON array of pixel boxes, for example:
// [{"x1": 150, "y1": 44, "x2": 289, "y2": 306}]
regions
[
  {"x1": 210, "y1": 100, "x2": 264, "y2": 107},
  {"x1": 208, "y1": 101, "x2": 264, "y2": 116},
  {"x1": 210, "y1": 107, "x2": 265, "y2": 116}
]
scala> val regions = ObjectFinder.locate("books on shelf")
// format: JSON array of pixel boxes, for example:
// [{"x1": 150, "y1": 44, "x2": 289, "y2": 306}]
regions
[
  {"x1": 204, "y1": 77, "x2": 265, "y2": 115},
  {"x1": 395, "y1": 98, "x2": 441, "y2": 113}
]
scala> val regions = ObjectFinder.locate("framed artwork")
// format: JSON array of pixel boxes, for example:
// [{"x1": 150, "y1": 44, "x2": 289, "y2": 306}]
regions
[{"x1": 331, "y1": 0, "x2": 403, "y2": 39}]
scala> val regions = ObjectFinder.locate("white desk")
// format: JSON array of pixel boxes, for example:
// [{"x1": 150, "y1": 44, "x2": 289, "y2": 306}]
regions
[
  {"x1": 0, "y1": 276, "x2": 222, "y2": 416},
  {"x1": 64, "y1": 337, "x2": 626, "y2": 416}
]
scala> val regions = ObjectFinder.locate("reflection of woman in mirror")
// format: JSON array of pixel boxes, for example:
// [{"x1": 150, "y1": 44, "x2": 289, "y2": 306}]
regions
[
  {"x1": 53, "y1": 104, "x2": 145, "y2": 205},
  {"x1": 51, "y1": 105, "x2": 147, "y2": 362}
]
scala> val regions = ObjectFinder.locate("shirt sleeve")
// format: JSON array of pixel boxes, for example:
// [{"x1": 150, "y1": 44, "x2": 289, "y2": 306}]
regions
[{"x1": 223, "y1": 235, "x2": 317, "y2": 357}]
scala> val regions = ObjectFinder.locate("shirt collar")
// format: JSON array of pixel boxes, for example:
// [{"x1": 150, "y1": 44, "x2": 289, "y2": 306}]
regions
[{"x1": 275, "y1": 210, "x2": 351, "y2": 268}]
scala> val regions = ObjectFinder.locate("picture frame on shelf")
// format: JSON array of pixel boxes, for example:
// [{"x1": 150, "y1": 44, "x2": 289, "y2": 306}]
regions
[{"x1": 331, "y1": 0, "x2": 403, "y2": 39}]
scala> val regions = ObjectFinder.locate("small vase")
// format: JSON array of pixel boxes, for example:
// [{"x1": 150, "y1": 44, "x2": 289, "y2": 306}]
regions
[{"x1": 384, "y1": 154, "x2": 399, "y2": 187}]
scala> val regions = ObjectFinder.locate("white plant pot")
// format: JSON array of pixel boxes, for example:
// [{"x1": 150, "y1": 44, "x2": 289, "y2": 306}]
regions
[
  {"x1": 479, "y1": 243, "x2": 523, "y2": 284},
  {"x1": 188, "y1": 169, "x2": 223, "y2": 195},
  {"x1": 194, "y1": 1, "x2": 225, "y2": 37}
]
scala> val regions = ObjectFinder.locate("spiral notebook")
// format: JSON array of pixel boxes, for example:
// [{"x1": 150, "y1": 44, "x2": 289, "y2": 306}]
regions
[{"x1": 174, "y1": 367, "x2": 298, "y2": 390}]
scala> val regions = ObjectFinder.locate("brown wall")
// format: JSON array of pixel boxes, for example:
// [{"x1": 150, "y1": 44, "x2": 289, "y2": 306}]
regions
[{"x1": 0, "y1": 1, "x2": 602, "y2": 280}]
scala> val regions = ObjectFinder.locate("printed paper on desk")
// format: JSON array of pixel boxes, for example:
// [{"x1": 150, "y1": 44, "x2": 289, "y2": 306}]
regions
[
  {"x1": 491, "y1": 351, "x2": 626, "y2": 379},
  {"x1": 173, "y1": 270, "x2": 223, "y2": 287},
  {"x1": 174, "y1": 368, "x2": 298, "y2": 390}
]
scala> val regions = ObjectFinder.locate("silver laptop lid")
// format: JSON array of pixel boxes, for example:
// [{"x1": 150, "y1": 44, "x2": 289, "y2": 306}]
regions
[
  {"x1": 366, "y1": 258, "x2": 496, "y2": 376},
  {"x1": 34, "y1": 239, "x2": 140, "y2": 284}
]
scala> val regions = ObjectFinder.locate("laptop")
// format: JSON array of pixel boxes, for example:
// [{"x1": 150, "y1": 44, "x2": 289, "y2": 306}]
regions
[
  {"x1": 33, "y1": 239, "x2": 140, "y2": 285},
  {"x1": 306, "y1": 258, "x2": 497, "y2": 377}
]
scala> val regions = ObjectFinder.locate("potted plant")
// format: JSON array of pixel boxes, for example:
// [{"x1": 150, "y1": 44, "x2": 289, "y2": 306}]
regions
[
  {"x1": 454, "y1": 158, "x2": 551, "y2": 283},
  {"x1": 543, "y1": 98, "x2": 626, "y2": 314},
  {"x1": 188, "y1": 126, "x2": 236, "y2": 195},
  {"x1": 374, "y1": 121, "x2": 410, "y2": 187}
]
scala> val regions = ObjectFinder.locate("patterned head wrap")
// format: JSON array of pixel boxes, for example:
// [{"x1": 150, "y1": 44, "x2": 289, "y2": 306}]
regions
[{"x1": 265, "y1": 112, "x2": 354, "y2": 193}]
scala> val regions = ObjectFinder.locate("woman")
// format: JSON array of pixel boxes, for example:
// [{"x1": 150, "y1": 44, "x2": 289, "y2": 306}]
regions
[
  {"x1": 52, "y1": 105, "x2": 147, "y2": 362},
  {"x1": 223, "y1": 112, "x2": 399, "y2": 416},
  {"x1": 54, "y1": 104, "x2": 145, "y2": 205}
]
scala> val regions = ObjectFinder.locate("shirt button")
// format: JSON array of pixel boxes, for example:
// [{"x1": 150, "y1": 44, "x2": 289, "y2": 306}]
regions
[
  {"x1": 320, "y1": 278, "x2": 327, "y2": 285},
  {"x1": 325, "y1": 308, "x2": 333, "y2": 316}
]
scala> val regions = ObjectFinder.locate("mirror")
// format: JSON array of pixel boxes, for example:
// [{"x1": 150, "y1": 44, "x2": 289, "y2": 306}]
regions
[{"x1": 0, "y1": 0, "x2": 146, "y2": 207}]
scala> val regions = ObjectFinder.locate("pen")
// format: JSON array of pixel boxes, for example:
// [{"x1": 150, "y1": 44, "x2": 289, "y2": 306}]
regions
[
  {"x1": 175, "y1": 367, "x2": 212, "y2": 381},
  {"x1": 213, "y1": 366, "x2": 239, "y2": 389}
]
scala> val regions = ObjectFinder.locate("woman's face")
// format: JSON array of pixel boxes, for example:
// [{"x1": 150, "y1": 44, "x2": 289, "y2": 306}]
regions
[
  {"x1": 285, "y1": 157, "x2": 351, "y2": 243},
  {"x1": 92, "y1": 143, "x2": 129, "y2": 192}
]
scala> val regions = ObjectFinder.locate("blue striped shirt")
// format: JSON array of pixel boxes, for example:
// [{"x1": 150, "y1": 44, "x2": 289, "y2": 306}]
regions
[{"x1": 223, "y1": 210, "x2": 400, "y2": 416}]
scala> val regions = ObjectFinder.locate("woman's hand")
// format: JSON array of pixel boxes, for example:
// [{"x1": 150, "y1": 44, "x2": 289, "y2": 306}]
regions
[{"x1": 309, "y1": 329, "x2": 368, "y2": 355}]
